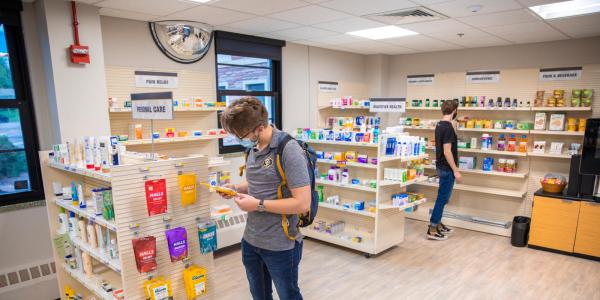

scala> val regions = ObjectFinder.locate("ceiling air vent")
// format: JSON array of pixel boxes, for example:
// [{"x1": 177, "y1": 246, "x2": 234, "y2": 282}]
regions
[{"x1": 364, "y1": 7, "x2": 448, "y2": 25}]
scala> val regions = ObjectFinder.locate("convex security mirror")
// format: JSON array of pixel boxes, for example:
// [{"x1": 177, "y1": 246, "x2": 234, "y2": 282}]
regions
[{"x1": 149, "y1": 20, "x2": 213, "y2": 64}]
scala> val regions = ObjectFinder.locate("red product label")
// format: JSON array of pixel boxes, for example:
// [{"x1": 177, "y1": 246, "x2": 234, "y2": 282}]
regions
[
  {"x1": 132, "y1": 236, "x2": 157, "y2": 273},
  {"x1": 145, "y1": 179, "x2": 168, "y2": 216}
]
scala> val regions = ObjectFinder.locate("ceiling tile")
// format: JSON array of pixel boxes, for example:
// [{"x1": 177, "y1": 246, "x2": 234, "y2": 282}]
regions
[
  {"x1": 400, "y1": 19, "x2": 474, "y2": 34},
  {"x1": 221, "y1": 17, "x2": 301, "y2": 34},
  {"x1": 265, "y1": 26, "x2": 338, "y2": 40},
  {"x1": 99, "y1": 7, "x2": 158, "y2": 21},
  {"x1": 549, "y1": 14, "x2": 600, "y2": 38},
  {"x1": 409, "y1": 0, "x2": 455, "y2": 4},
  {"x1": 268, "y1": 5, "x2": 352, "y2": 25},
  {"x1": 96, "y1": 0, "x2": 197, "y2": 16},
  {"x1": 482, "y1": 21, "x2": 569, "y2": 43},
  {"x1": 306, "y1": 34, "x2": 370, "y2": 44},
  {"x1": 318, "y1": 0, "x2": 417, "y2": 16},
  {"x1": 516, "y1": 0, "x2": 565, "y2": 7},
  {"x1": 432, "y1": 31, "x2": 512, "y2": 47},
  {"x1": 385, "y1": 35, "x2": 463, "y2": 51},
  {"x1": 457, "y1": 9, "x2": 541, "y2": 28},
  {"x1": 427, "y1": 0, "x2": 523, "y2": 18},
  {"x1": 312, "y1": 17, "x2": 386, "y2": 33},
  {"x1": 209, "y1": 0, "x2": 308, "y2": 16},
  {"x1": 158, "y1": 5, "x2": 255, "y2": 26}
]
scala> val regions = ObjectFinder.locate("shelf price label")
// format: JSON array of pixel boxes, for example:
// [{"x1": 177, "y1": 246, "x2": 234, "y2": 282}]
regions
[
  {"x1": 539, "y1": 67, "x2": 582, "y2": 81},
  {"x1": 131, "y1": 92, "x2": 174, "y2": 120},
  {"x1": 369, "y1": 98, "x2": 406, "y2": 113},
  {"x1": 466, "y1": 71, "x2": 500, "y2": 84}
]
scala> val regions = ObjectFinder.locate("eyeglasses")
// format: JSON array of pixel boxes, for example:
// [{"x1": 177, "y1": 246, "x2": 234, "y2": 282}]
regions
[{"x1": 236, "y1": 124, "x2": 261, "y2": 140}]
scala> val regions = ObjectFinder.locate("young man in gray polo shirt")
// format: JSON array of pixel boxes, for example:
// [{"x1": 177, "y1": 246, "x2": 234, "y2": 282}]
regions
[{"x1": 219, "y1": 97, "x2": 311, "y2": 300}]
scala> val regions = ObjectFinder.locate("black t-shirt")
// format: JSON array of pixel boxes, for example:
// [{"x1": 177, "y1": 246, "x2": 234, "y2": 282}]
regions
[{"x1": 435, "y1": 120, "x2": 458, "y2": 170}]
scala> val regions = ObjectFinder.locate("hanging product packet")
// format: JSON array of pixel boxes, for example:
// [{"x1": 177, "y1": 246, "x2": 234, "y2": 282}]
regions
[
  {"x1": 165, "y1": 227, "x2": 188, "y2": 262},
  {"x1": 132, "y1": 236, "x2": 157, "y2": 273},
  {"x1": 145, "y1": 179, "x2": 168, "y2": 216},
  {"x1": 144, "y1": 276, "x2": 173, "y2": 300},
  {"x1": 178, "y1": 173, "x2": 197, "y2": 207},
  {"x1": 197, "y1": 221, "x2": 217, "y2": 254},
  {"x1": 183, "y1": 265, "x2": 208, "y2": 299}
]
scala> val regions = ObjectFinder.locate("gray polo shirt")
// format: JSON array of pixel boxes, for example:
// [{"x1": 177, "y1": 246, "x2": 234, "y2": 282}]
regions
[{"x1": 244, "y1": 127, "x2": 311, "y2": 251}]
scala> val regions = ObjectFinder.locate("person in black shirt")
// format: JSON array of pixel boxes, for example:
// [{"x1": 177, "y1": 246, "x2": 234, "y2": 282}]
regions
[{"x1": 428, "y1": 100, "x2": 462, "y2": 240}]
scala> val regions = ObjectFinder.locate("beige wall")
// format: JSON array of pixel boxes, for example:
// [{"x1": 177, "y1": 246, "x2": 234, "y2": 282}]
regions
[{"x1": 387, "y1": 36, "x2": 600, "y2": 98}]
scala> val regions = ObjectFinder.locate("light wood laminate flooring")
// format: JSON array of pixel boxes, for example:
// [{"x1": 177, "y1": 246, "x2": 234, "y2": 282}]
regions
[{"x1": 213, "y1": 219, "x2": 600, "y2": 300}]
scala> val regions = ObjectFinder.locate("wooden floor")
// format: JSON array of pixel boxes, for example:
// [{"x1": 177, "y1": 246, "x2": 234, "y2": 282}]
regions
[{"x1": 212, "y1": 219, "x2": 600, "y2": 300}]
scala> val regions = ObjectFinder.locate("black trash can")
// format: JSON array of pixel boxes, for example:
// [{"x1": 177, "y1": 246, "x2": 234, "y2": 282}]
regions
[{"x1": 511, "y1": 216, "x2": 531, "y2": 247}]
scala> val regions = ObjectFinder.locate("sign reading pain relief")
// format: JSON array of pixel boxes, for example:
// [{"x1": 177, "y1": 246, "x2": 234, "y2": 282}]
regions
[
  {"x1": 539, "y1": 67, "x2": 582, "y2": 81},
  {"x1": 407, "y1": 74, "x2": 434, "y2": 85},
  {"x1": 318, "y1": 81, "x2": 339, "y2": 93},
  {"x1": 369, "y1": 98, "x2": 405, "y2": 113},
  {"x1": 466, "y1": 71, "x2": 500, "y2": 84},
  {"x1": 131, "y1": 92, "x2": 174, "y2": 120},
  {"x1": 135, "y1": 71, "x2": 178, "y2": 88}
]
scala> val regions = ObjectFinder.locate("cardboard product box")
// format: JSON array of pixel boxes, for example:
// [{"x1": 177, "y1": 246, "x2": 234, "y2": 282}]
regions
[
  {"x1": 549, "y1": 114, "x2": 565, "y2": 131},
  {"x1": 459, "y1": 156, "x2": 476, "y2": 170},
  {"x1": 534, "y1": 113, "x2": 546, "y2": 130}
]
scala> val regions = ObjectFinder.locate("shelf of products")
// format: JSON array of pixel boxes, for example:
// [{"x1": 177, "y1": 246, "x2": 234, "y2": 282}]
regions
[
  {"x1": 379, "y1": 198, "x2": 428, "y2": 210},
  {"x1": 318, "y1": 202, "x2": 375, "y2": 218},
  {"x1": 70, "y1": 235, "x2": 121, "y2": 273},
  {"x1": 531, "y1": 106, "x2": 592, "y2": 111},
  {"x1": 458, "y1": 128, "x2": 530, "y2": 134},
  {"x1": 378, "y1": 153, "x2": 429, "y2": 163},
  {"x1": 529, "y1": 130, "x2": 585, "y2": 136},
  {"x1": 317, "y1": 159, "x2": 378, "y2": 169},
  {"x1": 414, "y1": 181, "x2": 526, "y2": 198},
  {"x1": 423, "y1": 165, "x2": 527, "y2": 178},
  {"x1": 379, "y1": 177, "x2": 426, "y2": 188},
  {"x1": 318, "y1": 105, "x2": 371, "y2": 110},
  {"x1": 316, "y1": 179, "x2": 377, "y2": 193},
  {"x1": 109, "y1": 107, "x2": 225, "y2": 113},
  {"x1": 55, "y1": 199, "x2": 117, "y2": 232},
  {"x1": 458, "y1": 148, "x2": 528, "y2": 157},
  {"x1": 61, "y1": 264, "x2": 120, "y2": 300},
  {"x1": 301, "y1": 228, "x2": 374, "y2": 254},
  {"x1": 119, "y1": 134, "x2": 228, "y2": 146},
  {"x1": 527, "y1": 152, "x2": 572, "y2": 159},
  {"x1": 304, "y1": 139, "x2": 378, "y2": 148},
  {"x1": 48, "y1": 162, "x2": 112, "y2": 182},
  {"x1": 458, "y1": 107, "x2": 532, "y2": 111}
]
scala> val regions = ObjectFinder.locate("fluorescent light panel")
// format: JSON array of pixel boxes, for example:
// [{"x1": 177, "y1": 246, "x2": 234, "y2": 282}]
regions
[
  {"x1": 347, "y1": 25, "x2": 418, "y2": 40},
  {"x1": 529, "y1": 0, "x2": 600, "y2": 19}
]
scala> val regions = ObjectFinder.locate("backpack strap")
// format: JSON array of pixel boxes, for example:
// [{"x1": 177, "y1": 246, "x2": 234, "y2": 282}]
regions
[
  {"x1": 274, "y1": 134, "x2": 297, "y2": 241},
  {"x1": 238, "y1": 148, "x2": 251, "y2": 177}
]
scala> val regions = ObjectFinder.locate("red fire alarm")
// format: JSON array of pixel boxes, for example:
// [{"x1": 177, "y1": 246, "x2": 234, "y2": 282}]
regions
[{"x1": 69, "y1": 1, "x2": 90, "y2": 64}]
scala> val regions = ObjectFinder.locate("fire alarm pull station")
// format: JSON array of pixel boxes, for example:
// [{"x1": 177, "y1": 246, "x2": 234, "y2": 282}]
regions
[{"x1": 69, "y1": 1, "x2": 90, "y2": 64}]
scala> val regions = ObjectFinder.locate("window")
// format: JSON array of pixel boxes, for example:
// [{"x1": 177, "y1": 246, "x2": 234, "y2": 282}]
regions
[
  {"x1": 0, "y1": 2, "x2": 43, "y2": 206},
  {"x1": 214, "y1": 31, "x2": 284, "y2": 153}
]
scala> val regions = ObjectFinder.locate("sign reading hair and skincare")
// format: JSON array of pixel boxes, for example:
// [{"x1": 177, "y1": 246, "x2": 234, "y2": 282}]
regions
[
  {"x1": 318, "y1": 81, "x2": 339, "y2": 93},
  {"x1": 369, "y1": 98, "x2": 406, "y2": 113},
  {"x1": 539, "y1": 67, "x2": 582, "y2": 81},
  {"x1": 135, "y1": 71, "x2": 178, "y2": 88},
  {"x1": 131, "y1": 92, "x2": 174, "y2": 120},
  {"x1": 407, "y1": 74, "x2": 435, "y2": 85},
  {"x1": 466, "y1": 71, "x2": 500, "y2": 84}
]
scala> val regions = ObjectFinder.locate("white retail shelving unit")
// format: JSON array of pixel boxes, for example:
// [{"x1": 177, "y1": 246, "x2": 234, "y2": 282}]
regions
[{"x1": 41, "y1": 153, "x2": 215, "y2": 299}]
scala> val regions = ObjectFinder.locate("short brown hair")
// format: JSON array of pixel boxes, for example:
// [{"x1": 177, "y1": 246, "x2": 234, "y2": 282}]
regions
[
  {"x1": 220, "y1": 97, "x2": 269, "y2": 136},
  {"x1": 441, "y1": 99, "x2": 458, "y2": 115}
]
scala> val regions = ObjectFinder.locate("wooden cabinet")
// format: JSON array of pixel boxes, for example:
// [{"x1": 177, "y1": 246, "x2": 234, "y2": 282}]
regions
[
  {"x1": 529, "y1": 196, "x2": 581, "y2": 252},
  {"x1": 574, "y1": 202, "x2": 600, "y2": 257}
]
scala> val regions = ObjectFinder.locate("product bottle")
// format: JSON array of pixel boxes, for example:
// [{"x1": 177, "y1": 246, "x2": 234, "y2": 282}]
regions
[
  {"x1": 87, "y1": 221, "x2": 98, "y2": 248},
  {"x1": 519, "y1": 135, "x2": 528, "y2": 152},
  {"x1": 341, "y1": 169, "x2": 349, "y2": 184},
  {"x1": 93, "y1": 138, "x2": 101, "y2": 171},
  {"x1": 78, "y1": 184, "x2": 86, "y2": 209},
  {"x1": 82, "y1": 252, "x2": 93, "y2": 278},
  {"x1": 497, "y1": 97, "x2": 503, "y2": 107},
  {"x1": 335, "y1": 167, "x2": 342, "y2": 182},
  {"x1": 74, "y1": 247, "x2": 83, "y2": 270},
  {"x1": 58, "y1": 208, "x2": 68, "y2": 235},
  {"x1": 497, "y1": 134, "x2": 506, "y2": 151},
  {"x1": 71, "y1": 182, "x2": 79, "y2": 207},
  {"x1": 508, "y1": 134, "x2": 517, "y2": 152},
  {"x1": 84, "y1": 136, "x2": 94, "y2": 169},
  {"x1": 79, "y1": 218, "x2": 88, "y2": 243},
  {"x1": 95, "y1": 224, "x2": 105, "y2": 252},
  {"x1": 109, "y1": 239, "x2": 119, "y2": 260},
  {"x1": 373, "y1": 126, "x2": 380, "y2": 144},
  {"x1": 68, "y1": 212, "x2": 79, "y2": 238},
  {"x1": 512, "y1": 99, "x2": 518, "y2": 107},
  {"x1": 317, "y1": 186, "x2": 324, "y2": 202},
  {"x1": 327, "y1": 167, "x2": 336, "y2": 181}
]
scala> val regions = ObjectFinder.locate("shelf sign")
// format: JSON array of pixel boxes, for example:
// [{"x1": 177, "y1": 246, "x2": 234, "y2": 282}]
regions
[
  {"x1": 407, "y1": 74, "x2": 434, "y2": 85},
  {"x1": 135, "y1": 71, "x2": 178, "y2": 88},
  {"x1": 466, "y1": 71, "x2": 500, "y2": 84},
  {"x1": 131, "y1": 92, "x2": 173, "y2": 120},
  {"x1": 369, "y1": 98, "x2": 405, "y2": 113},
  {"x1": 318, "y1": 81, "x2": 339, "y2": 93},
  {"x1": 539, "y1": 67, "x2": 582, "y2": 81}
]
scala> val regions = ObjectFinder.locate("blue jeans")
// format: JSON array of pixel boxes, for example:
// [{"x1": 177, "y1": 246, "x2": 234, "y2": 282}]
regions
[
  {"x1": 241, "y1": 239, "x2": 303, "y2": 300},
  {"x1": 430, "y1": 168, "x2": 455, "y2": 226}
]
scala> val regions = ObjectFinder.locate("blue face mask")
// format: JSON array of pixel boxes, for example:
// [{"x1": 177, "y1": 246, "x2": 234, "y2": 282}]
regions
[{"x1": 238, "y1": 138, "x2": 258, "y2": 149}]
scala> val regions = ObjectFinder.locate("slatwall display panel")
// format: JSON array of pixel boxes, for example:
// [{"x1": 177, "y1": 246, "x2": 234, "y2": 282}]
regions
[
  {"x1": 105, "y1": 66, "x2": 216, "y2": 107},
  {"x1": 317, "y1": 81, "x2": 370, "y2": 129},
  {"x1": 122, "y1": 139, "x2": 220, "y2": 158},
  {"x1": 110, "y1": 111, "x2": 219, "y2": 139},
  {"x1": 374, "y1": 207, "x2": 406, "y2": 252},
  {"x1": 406, "y1": 72, "x2": 465, "y2": 102},
  {"x1": 110, "y1": 156, "x2": 213, "y2": 300},
  {"x1": 464, "y1": 68, "x2": 539, "y2": 107}
]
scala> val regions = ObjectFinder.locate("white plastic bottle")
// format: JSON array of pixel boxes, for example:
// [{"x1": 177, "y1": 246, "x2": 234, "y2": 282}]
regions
[
  {"x1": 109, "y1": 239, "x2": 119, "y2": 260},
  {"x1": 341, "y1": 169, "x2": 349, "y2": 184},
  {"x1": 78, "y1": 184, "x2": 86, "y2": 209},
  {"x1": 58, "y1": 208, "x2": 68, "y2": 235},
  {"x1": 68, "y1": 212, "x2": 79, "y2": 238},
  {"x1": 95, "y1": 224, "x2": 105, "y2": 252},
  {"x1": 327, "y1": 166, "x2": 336, "y2": 181}
]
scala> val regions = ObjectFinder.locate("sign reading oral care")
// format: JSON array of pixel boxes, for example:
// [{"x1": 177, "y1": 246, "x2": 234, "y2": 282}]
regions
[
  {"x1": 369, "y1": 98, "x2": 406, "y2": 113},
  {"x1": 466, "y1": 71, "x2": 500, "y2": 84},
  {"x1": 407, "y1": 74, "x2": 435, "y2": 85},
  {"x1": 318, "y1": 81, "x2": 339, "y2": 93},
  {"x1": 131, "y1": 92, "x2": 174, "y2": 120},
  {"x1": 135, "y1": 71, "x2": 178, "y2": 88},
  {"x1": 539, "y1": 67, "x2": 582, "y2": 81}
]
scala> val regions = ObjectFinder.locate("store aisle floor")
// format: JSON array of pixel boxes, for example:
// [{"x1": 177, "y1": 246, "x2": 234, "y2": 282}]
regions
[{"x1": 213, "y1": 219, "x2": 600, "y2": 300}]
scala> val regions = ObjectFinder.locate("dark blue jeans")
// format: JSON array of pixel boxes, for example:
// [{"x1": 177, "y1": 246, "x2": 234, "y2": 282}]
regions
[
  {"x1": 241, "y1": 239, "x2": 303, "y2": 300},
  {"x1": 430, "y1": 167, "x2": 455, "y2": 226}
]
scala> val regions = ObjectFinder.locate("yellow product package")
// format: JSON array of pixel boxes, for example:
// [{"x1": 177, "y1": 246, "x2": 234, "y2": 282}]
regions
[
  {"x1": 179, "y1": 173, "x2": 197, "y2": 207},
  {"x1": 146, "y1": 277, "x2": 172, "y2": 300},
  {"x1": 184, "y1": 265, "x2": 208, "y2": 299}
]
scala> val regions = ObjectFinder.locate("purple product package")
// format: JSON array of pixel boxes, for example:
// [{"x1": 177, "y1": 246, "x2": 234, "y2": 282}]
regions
[{"x1": 165, "y1": 227, "x2": 188, "y2": 262}]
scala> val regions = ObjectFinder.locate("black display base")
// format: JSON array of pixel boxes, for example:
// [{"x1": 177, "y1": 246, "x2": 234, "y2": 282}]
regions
[{"x1": 528, "y1": 244, "x2": 600, "y2": 262}]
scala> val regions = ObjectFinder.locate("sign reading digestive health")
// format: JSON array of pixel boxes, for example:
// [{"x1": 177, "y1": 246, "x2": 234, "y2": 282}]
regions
[{"x1": 369, "y1": 98, "x2": 406, "y2": 113}]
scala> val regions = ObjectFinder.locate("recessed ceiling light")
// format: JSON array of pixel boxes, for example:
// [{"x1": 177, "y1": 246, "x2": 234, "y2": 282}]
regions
[
  {"x1": 347, "y1": 26, "x2": 418, "y2": 40},
  {"x1": 529, "y1": 0, "x2": 600, "y2": 19}
]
